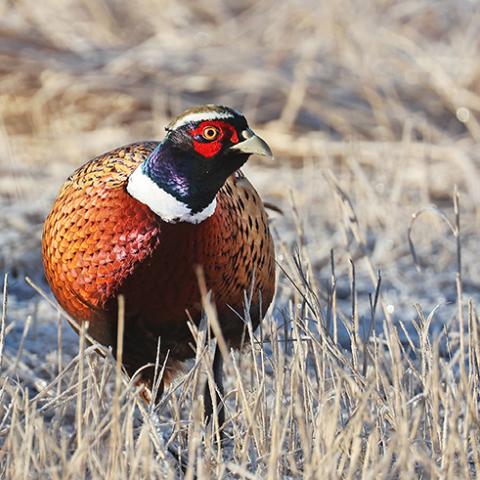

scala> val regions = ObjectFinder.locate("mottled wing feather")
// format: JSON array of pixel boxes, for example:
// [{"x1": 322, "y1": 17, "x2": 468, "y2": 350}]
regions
[{"x1": 210, "y1": 171, "x2": 275, "y2": 332}]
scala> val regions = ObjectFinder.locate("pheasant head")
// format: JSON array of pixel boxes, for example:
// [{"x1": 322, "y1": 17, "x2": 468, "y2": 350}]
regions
[{"x1": 127, "y1": 105, "x2": 272, "y2": 224}]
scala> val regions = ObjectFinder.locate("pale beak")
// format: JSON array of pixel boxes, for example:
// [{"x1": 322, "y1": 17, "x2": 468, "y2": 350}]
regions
[{"x1": 229, "y1": 129, "x2": 273, "y2": 158}]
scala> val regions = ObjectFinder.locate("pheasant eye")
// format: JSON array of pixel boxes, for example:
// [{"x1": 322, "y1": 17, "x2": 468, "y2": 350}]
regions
[{"x1": 202, "y1": 126, "x2": 219, "y2": 141}]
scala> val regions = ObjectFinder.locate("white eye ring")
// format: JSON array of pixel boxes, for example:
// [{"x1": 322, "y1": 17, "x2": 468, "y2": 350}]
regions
[{"x1": 202, "y1": 126, "x2": 220, "y2": 140}]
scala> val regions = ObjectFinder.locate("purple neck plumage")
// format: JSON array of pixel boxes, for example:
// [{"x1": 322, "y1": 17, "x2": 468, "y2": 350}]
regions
[{"x1": 141, "y1": 141, "x2": 220, "y2": 214}]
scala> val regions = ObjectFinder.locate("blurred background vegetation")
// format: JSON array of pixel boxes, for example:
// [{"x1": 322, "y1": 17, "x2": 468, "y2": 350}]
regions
[{"x1": 2, "y1": 0, "x2": 479, "y2": 149}]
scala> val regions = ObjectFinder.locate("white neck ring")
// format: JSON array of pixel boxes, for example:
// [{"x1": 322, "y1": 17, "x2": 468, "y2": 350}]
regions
[{"x1": 126, "y1": 166, "x2": 216, "y2": 224}]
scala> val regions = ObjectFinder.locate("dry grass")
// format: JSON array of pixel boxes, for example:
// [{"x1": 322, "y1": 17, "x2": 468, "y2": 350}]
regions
[{"x1": 2, "y1": 0, "x2": 480, "y2": 478}]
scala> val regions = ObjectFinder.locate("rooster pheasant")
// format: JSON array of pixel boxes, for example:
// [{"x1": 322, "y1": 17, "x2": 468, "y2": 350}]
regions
[{"x1": 42, "y1": 105, "x2": 275, "y2": 427}]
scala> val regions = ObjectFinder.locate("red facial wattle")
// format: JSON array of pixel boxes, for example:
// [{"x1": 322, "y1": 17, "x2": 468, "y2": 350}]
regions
[{"x1": 191, "y1": 120, "x2": 240, "y2": 158}]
